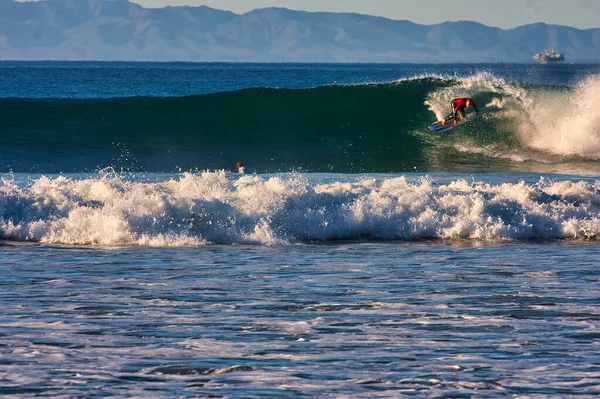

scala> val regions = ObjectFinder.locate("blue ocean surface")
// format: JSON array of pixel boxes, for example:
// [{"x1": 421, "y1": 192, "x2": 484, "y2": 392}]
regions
[{"x1": 1, "y1": 62, "x2": 600, "y2": 397}]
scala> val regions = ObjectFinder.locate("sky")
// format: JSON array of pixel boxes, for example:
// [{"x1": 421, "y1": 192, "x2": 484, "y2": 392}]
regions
[{"x1": 129, "y1": 0, "x2": 600, "y2": 29}]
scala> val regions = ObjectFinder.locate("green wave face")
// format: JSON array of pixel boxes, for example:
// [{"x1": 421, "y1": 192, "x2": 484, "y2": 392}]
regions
[{"x1": 1, "y1": 73, "x2": 598, "y2": 174}]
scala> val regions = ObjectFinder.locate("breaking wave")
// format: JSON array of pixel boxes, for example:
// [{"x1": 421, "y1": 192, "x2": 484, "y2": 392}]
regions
[
  {"x1": 1, "y1": 72, "x2": 600, "y2": 173},
  {"x1": 2, "y1": 171, "x2": 600, "y2": 246}
]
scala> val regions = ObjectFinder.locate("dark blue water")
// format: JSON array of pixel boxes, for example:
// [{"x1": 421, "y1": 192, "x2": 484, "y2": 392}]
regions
[{"x1": 1, "y1": 61, "x2": 597, "y2": 98}]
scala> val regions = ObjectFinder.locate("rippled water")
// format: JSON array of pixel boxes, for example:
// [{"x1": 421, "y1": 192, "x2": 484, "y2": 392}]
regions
[
  {"x1": 3, "y1": 61, "x2": 600, "y2": 398},
  {"x1": 2, "y1": 241, "x2": 599, "y2": 397}
]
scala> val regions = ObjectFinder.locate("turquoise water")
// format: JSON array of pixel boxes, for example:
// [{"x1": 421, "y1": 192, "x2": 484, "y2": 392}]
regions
[{"x1": 1, "y1": 62, "x2": 600, "y2": 397}]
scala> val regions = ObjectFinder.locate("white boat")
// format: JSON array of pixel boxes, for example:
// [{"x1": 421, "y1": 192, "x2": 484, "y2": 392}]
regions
[{"x1": 533, "y1": 48, "x2": 565, "y2": 63}]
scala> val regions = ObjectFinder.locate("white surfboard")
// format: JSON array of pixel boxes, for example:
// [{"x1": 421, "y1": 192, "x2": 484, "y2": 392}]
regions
[{"x1": 428, "y1": 115, "x2": 469, "y2": 133}]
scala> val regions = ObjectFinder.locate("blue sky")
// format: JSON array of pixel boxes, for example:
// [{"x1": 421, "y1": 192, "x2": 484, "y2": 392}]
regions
[{"x1": 130, "y1": 0, "x2": 600, "y2": 29}]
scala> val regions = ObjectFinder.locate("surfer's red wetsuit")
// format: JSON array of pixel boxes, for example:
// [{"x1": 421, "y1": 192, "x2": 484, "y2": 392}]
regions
[{"x1": 452, "y1": 98, "x2": 479, "y2": 120}]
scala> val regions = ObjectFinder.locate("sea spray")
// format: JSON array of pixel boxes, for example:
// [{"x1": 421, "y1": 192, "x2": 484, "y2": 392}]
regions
[
  {"x1": 3, "y1": 171, "x2": 600, "y2": 246},
  {"x1": 517, "y1": 76, "x2": 600, "y2": 157},
  {"x1": 425, "y1": 72, "x2": 530, "y2": 120}
]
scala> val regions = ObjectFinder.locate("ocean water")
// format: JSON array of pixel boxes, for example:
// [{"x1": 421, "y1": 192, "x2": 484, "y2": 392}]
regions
[{"x1": 2, "y1": 61, "x2": 600, "y2": 397}]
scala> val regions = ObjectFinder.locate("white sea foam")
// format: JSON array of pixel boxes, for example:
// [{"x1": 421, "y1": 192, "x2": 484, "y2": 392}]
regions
[
  {"x1": 517, "y1": 76, "x2": 600, "y2": 158},
  {"x1": 2, "y1": 172, "x2": 600, "y2": 246}
]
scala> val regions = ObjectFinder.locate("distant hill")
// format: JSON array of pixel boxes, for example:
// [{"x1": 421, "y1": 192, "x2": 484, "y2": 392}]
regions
[{"x1": 1, "y1": 0, "x2": 599, "y2": 62}]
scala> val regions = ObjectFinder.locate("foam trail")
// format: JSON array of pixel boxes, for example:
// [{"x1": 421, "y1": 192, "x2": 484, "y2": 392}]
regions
[{"x1": 2, "y1": 172, "x2": 600, "y2": 246}]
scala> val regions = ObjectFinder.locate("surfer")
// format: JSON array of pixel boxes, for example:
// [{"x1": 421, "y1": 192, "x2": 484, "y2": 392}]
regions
[
  {"x1": 443, "y1": 98, "x2": 479, "y2": 126},
  {"x1": 236, "y1": 161, "x2": 254, "y2": 174}
]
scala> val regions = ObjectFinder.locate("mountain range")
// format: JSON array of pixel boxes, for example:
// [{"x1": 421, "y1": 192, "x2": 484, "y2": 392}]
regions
[{"x1": 1, "y1": 0, "x2": 600, "y2": 62}]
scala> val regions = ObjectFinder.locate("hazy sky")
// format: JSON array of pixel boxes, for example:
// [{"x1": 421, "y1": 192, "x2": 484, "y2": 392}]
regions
[{"x1": 129, "y1": 0, "x2": 600, "y2": 29}]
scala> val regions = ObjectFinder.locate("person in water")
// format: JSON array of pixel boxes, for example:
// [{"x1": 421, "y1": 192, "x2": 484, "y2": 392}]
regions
[
  {"x1": 236, "y1": 161, "x2": 254, "y2": 174},
  {"x1": 443, "y1": 98, "x2": 479, "y2": 125}
]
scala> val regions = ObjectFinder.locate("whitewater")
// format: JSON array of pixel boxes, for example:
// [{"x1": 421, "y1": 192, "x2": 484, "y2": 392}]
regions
[
  {"x1": 1, "y1": 62, "x2": 600, "y2": 398},
  {"x1": 3, "y1": 171, "x2": 600, "y2": 245}
]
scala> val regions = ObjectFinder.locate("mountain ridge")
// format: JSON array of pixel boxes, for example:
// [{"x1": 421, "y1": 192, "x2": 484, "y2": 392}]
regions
[{"x1": 1, "y1": 0, "x2": 599, "y2": 62}]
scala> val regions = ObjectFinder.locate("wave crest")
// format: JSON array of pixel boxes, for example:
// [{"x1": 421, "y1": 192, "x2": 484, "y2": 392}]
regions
[{"x1": 2, "y1": 73, "x2": 600, "y2": 174}]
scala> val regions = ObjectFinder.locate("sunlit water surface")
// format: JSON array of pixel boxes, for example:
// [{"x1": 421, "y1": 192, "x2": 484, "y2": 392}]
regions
[{"x1": 2, "y1": 241, "x2": 599, "y2": 398}]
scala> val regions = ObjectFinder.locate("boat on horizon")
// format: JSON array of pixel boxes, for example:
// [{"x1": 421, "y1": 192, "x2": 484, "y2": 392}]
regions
[{"x1": 533, "y1": 48, "x2": 565, "y2": 63}]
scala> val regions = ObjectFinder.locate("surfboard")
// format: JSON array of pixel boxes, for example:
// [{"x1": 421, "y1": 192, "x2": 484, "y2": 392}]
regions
[{"x1": 428, "y1": 116, "x2": 468, "y2": 133}]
